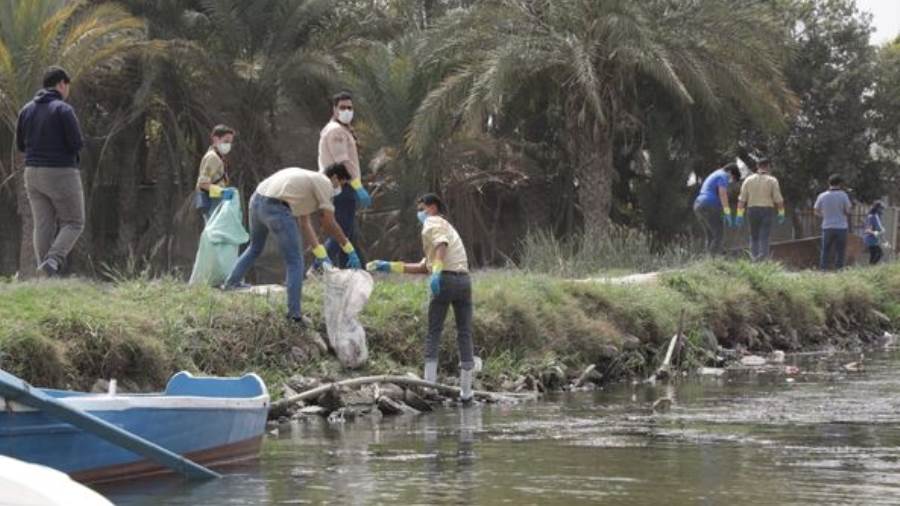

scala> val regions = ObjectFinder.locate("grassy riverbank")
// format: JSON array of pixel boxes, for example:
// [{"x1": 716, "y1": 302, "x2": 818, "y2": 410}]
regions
[{"x1": 1, "y1": 261, "x2": 897, "y2": 396}]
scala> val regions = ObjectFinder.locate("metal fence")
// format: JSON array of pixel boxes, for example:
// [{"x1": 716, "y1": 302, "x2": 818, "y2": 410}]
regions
[{"x1": 793, "y1": 205, "x2": 898, "y2": 260}]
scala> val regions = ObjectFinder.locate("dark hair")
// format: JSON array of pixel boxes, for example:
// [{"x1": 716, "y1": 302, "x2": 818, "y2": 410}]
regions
[
  {"x1": 331, "y1": 91, "x2": 353, "y2": 107},
  {"x1": 828, "y1": 174, "x2": 844, "y2": 187},
  {"x1": 324, "y1": 162, "x2": 351, "y2": 181},
  {"x1": 417, "y1": 193, "x2": 446, "y2": 214},
  {"x1": 723, "y1": 162, "x2": 741, "y2": 181},
  {"x1": 42, "y1": 66, "x2": 70, "y2": 88},
  {"x1": 210, "y1": 124, "x2": 235, "y2": 139},
  {"x1": 870, "y1": 201, "x2": 884, "y2": 215}
]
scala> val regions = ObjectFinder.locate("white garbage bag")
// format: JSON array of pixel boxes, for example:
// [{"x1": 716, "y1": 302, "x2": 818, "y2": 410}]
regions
[{"x1": 323, "y1": 267, "x2": 374, "y2": 368}]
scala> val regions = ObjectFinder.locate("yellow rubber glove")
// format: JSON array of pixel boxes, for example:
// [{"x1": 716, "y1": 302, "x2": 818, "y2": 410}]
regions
[
  {"x1": 311, "y1": 244, "x2": 330, "y2": 270},
  {"x1": 208, "y1": 184, "x2": 223, "y2": 198},
  {"x1": 366, "y1": 261, "x2": 404, "y2": 273},
  {"x1": 430, "y1": 260, "x2": 443, "y2": 296},
  {"x1": 341, "y1": 242, "x2": 361, "y2": 269}
]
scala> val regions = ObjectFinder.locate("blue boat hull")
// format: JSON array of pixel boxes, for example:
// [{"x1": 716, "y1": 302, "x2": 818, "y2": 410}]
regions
[{"x1": 0, "y1": 372, "x2": 269, "y2": 483}]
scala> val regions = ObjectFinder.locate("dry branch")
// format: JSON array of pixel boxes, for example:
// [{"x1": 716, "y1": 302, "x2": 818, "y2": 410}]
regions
[{"x1": 270, "y1": 375, "x2": 537, "y2": 412}]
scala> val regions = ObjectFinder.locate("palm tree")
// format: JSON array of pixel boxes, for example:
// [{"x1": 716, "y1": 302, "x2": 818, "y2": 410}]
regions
[
  {"x1": 0, "y1": 0, "x2": 150, "y2": 275},
  {"x1": 410, "y1": 0, "x2": 795, "y2": 232},
  {"x1": 343, "y1": 35, "x2": 536, "y2": 264}
]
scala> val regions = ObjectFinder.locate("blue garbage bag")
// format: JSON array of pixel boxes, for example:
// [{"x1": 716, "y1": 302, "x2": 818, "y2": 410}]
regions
[{"x1": 189, "y1": 188, "x2": 249, "y2": 286}]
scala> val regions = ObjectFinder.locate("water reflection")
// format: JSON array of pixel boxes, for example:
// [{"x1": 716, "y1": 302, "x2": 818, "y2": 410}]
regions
[{"x1": 103, "y1": 350, "x2": 900, "y2": 505}]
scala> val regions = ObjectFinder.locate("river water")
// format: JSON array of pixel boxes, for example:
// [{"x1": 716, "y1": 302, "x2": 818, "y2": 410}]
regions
[{"x1": 102, "y1": 350, "x2": 900, "y2": 505}]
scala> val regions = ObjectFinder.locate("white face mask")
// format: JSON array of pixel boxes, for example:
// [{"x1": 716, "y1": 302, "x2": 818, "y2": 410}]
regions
[
  {"x1": 333, "y1": 185, "x2": 342, "y2": 197},
  {"x1": 217, "y1": 142, "x2": 232, "y2": 155},
  {"x1": 338, "y1": 109, "x2": 354, "y2": 125}
]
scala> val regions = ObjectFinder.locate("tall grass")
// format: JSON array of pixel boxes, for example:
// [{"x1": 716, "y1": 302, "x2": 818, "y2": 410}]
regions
[{"x1": 517, "y1": 226, "x2": 703, "y2": 277}]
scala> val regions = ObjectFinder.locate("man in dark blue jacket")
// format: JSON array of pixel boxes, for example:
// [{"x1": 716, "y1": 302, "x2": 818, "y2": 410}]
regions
[{"x1": 16, "y1": 66, "x2": 85, "y2": 277}]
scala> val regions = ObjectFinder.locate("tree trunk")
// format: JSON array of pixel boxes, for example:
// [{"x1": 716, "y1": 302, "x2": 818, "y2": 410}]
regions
[{"x1": 568, "y1": 117, "x2": 614, "y2": 234}]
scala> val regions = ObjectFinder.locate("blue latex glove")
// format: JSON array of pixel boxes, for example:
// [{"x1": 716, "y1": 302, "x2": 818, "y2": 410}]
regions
[
  {"x1": 777, "y1": 213, "x2": 786, "y2": 225},
  {"x1": 355, "y1": 187, "x2": 372, "y2": 209},
  {"x1": 312, "y1": 256, "x2": 332, "y2": 271},
  {"x1": 346, "y1": 250, "x2": 362, "y2": 269},
  {"x1": 367, "y1": 260, "x2": 392, "y2": 272},
  {"x1": 429, "y1": 272, "x2": 441, "y2": 296},
  {"x1": 722, "y1": 213, "x2": 734, "y2": 228},
  {"x1": 221, "y1": 188, "x2": 235, "y2": 200},
  {"x1": 735, "y1": 215, "x2": 744, "y2": 227}
]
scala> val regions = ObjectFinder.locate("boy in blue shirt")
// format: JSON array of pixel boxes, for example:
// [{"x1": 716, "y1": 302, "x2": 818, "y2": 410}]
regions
[
  {"x1": 693, "y1": 163, "x2": 741, "y2": 255},
  {"x1": 814, "y1": 174, "x2": 852, "y2": 270}
]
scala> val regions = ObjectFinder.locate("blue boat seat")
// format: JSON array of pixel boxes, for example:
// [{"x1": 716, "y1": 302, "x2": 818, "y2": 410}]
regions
[{"x1": 164, "y1": 372, "x2": 266, "y2": 398}]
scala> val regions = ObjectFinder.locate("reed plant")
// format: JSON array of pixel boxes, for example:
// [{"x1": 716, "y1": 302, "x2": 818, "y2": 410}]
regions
[{"x1": 517, "y1": 226, "x2": 703, "y2": 277}]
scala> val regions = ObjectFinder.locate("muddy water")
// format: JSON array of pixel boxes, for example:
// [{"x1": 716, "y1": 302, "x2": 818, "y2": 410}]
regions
[{"x1": 103, "y1": 350, "x2": 900, "y2": 505}]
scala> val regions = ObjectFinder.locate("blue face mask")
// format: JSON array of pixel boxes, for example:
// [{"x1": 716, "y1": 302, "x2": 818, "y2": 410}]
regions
[{"x1": 417, "y1": 210, "x2": 428, "y2": 224}]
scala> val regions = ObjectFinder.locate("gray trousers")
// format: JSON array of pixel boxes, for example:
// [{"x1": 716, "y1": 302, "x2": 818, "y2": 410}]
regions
[
  {"x1": 426, "y1": 272, "x2": 475, "y2": 370},
  {"x1": 694, "y1": 203, "x2": 724, "y2": 255},
  {"x1": 24, "y1": 167, "x2": 85, "y2": 269},
  {"x1": 747, "y1": 207, "x2": 774, "y2": 262}
]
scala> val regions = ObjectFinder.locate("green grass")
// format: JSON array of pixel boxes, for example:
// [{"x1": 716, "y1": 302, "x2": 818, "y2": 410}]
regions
[
  {"x1": 517, "y1": 226, "x2": 703, "y2": 277},
  {"x1": 0, "y1": 261, "x2": 896, "y2": 395}
]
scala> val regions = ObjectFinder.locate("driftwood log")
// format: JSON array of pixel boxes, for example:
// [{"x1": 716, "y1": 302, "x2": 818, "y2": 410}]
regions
[{"x1": 270, "y1": 375, "x2": 537, "y2": 413}]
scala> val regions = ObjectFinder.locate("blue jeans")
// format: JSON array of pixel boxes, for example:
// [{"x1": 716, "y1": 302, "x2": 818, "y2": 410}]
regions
[
  {"x1": 324, "y1": 184, "x2": 364, "y2": 268},
  {"x1": 747, "y1": 207, "x2": 774, "y2": 262},
  {"x1": 821, "y1": 228, "x2": 848, "y2": 270},
  {"x1": 225, "y1": 193, "x2": 304, "y2": 318},
  {"x1": 196, "y1": 191, "x2": 222, "y2": 222}
]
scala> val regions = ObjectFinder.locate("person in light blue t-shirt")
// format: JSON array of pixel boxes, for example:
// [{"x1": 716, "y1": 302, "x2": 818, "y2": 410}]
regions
[
  {"x1": 694, "y1": 163, "x2": 741, "y2": 255},
  {"x1": 864, "y1": 202, "x2": 885, "y2": 265},
  {"x1": 814, "y1": 174, "x2": 852, "y2": 271}
]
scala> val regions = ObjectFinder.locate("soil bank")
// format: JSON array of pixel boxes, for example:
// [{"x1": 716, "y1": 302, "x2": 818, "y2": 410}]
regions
[{"x1": 0, "y1": 260, "x2": 896, "y2": 395}]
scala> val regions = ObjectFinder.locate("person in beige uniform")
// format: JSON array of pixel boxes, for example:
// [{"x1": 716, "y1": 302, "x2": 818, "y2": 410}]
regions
[
  {"x1": 735, "y1": 158, "x2": 786, "y2": 261},
  {"x1": 317, "y1": 91, "x2": 371, "y2": 268},
  {"x1": 195, "y1": 124, "x2": 235, "y2": 221},
  {"x1": 366, "y1": 194, "x2": 477, "y2": 403},
  {"x1": 223, "y1": 164, "x2": 361, "y2": 324}
]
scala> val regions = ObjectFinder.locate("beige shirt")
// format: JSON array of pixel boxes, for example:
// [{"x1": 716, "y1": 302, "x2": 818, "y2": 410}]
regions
[
  {"x1": 421, "y1": 216, "x2": 468, "y2": 273},
  {"x1": 255, "y1": 168, "x2": 335, "y2": 217},
  {"x1": 738, "y1": 173, "x2": 784, "y2": 208},
  {"x1": 195, "y1": 148, "x2": 226, "y2": 189},
  {"x1": 317, "y1": 120, "x2": 361, "y2": 180}
]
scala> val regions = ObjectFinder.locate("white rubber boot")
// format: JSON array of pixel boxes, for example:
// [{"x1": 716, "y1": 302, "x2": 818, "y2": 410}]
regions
[
  {"x1": 459, "y1": 368, "x2": 474, "y2": 403},
  {"x1": 424, "y1": 361, "x2": 438, "y2": 384}
]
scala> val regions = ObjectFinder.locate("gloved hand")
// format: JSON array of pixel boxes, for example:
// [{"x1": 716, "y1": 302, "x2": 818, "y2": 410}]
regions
[
  {"x1": 366, "y1": 260, "x2": 404, "y2": 273},
  {"x1": 722, "y1": 207, "x2": 734, "y2": 227},
  {"x1": 221, "y1": 188, "x2": 235, "y2": 201},
  {"x1": 777, "y1": 211, "x2": 786, "y2": 225},
  {"x1": 312, "y1": 244, "x2": 332, "y2": 271},
  {"x1": 208, "y1": 184, "x2": 223, "y2": 198},
  {"x1": 350, "y1": 179, "x2": 372, "y2": 209},
  {"x1": 346, "y1": 251, "x2": 362, "y2": 269},
  {"x1": 430, "y1": 261, "x2": 443, "y2": 297},
  {"x1": 312, "y1": 256, "x2": 332, "y2": 271},
  {"x1": 341, "y1": 241, "x2": 361, "y2": 269},
  {"x1": 735, "y1": 210, "x2": 744, "y2": 227}
]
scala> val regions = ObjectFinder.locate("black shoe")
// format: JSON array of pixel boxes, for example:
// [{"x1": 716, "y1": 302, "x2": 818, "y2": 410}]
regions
[
  {"x1": 37, "y1": 260, "x2": 59, "y2": 278},
  {"x1": 288, "y1": 315, "x2": 313, "y2": 329}
]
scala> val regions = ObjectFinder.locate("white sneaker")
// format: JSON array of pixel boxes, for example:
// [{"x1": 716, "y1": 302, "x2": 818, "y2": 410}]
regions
[
  {"x1": 459, "y1": 369, "x2": 474, "y2": 403},
  {"x1": 424, "y1": 361, "x2": 438, "y2": 384}
]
